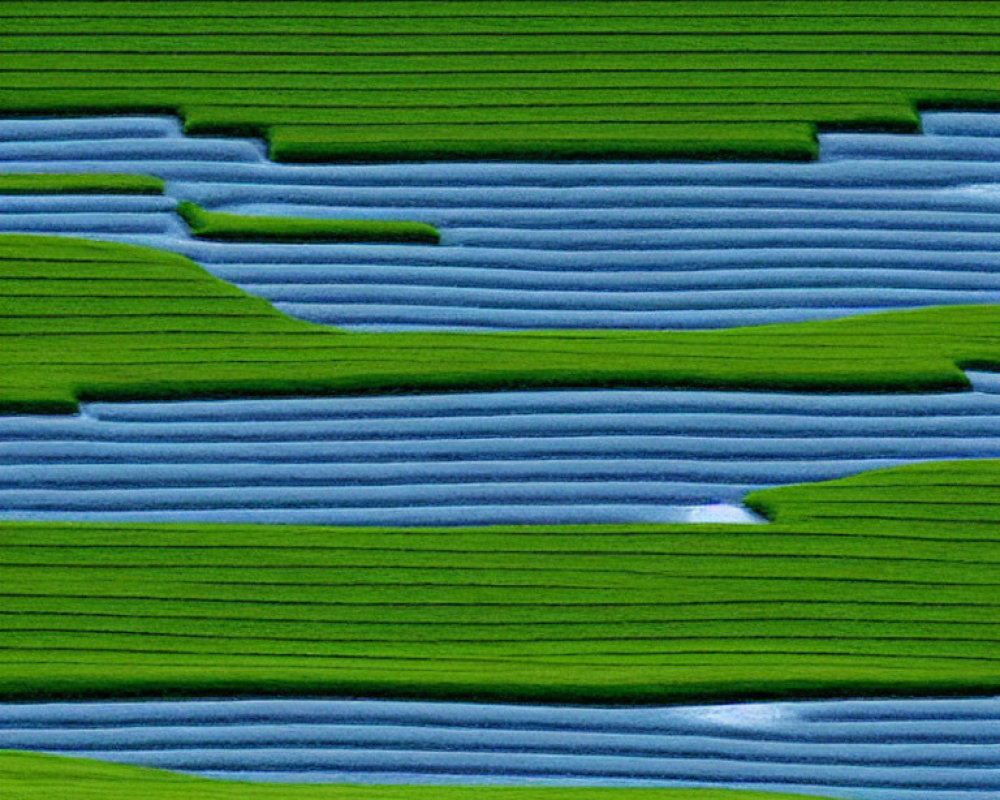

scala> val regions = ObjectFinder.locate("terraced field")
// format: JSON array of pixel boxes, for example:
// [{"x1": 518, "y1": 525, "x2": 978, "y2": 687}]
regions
[
  {"x1": 3, "y1": 697, "x2": 999, "y2": 795},
  {"x1": 4, "y1": 114, "x2": 1000, "y2": 330},
  {"x1": 2, "y1": 2, "x2": 1000, "y2": 798},
  {"x1": 3, "y1": 378, "x2": 1000, "y2": 526},
  {"x1": 1, "y1": 753, "x2": 826, "y2": 800},
  {"x1": 2, "y1": 1, "x2": 1000, "y2": 161},
  {"x1": 2, "y1": 458, "x2": 1000, "y2": 706},
  {"x1": 4, "y1": 234, "x2": 1000, "y2": 415}
]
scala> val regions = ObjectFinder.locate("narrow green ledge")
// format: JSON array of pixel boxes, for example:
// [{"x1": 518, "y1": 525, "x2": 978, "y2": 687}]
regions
[
  {"x1": 1, "y1": 458, "x2": 998, "y2": 703},
  {"x1": 177, "y1": 202, "x2": 441, "y2": 244},
  {"x1": 0, "y1": 174, "x2": 164, "y2": 195},
  {"x1": 1, "y1": 235, "x2": 998, "y2": 413},
  {"x1": 0, "y1": 752, "x2": 821, "y2": 800}
]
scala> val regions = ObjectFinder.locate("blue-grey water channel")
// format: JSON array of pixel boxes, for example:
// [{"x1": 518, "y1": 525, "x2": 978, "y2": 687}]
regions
[
  {"x1": 0, "y1": 370, "x2": 995, "y2": 526},
  {"x1": 1, "y1": 696, "x2": 999, "y2": 798},
  {"x1": 0, "y1": 113, "x2": 999, "y2": 330},
  {"x1": 3, "y1": 114, "x2": 1000, "y2": 794}
]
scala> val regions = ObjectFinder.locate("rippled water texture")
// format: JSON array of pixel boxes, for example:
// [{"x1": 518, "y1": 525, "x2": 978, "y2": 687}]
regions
[
  {"x1": 3, "y1": 115, "x2": 1000, "y2": 794},
  {"x1": 0, "y1": 113, "x2": 999, "y2": 329},
  {"x1": 2, "y1": 696, "x2": 998, "y2": 798},
  {"x1": 0, "y1": 371, "x2": 991, "y2": 526}
]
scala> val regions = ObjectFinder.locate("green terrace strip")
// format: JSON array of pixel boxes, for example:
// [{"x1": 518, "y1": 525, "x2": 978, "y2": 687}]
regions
[
  {"x1": 0, "y1": 2, "x2": 1000, "y2": 160},
  {"x1": 0, "y1": 174, "x2": 164, "y2": 195},
  {"x1": 0, "y1": 753, "x2": 822, "y2": 800},
  {"x1": 176, "y1": 201, "x2": 441, "y2": 244},
  {"x1": 267, "y1": 123, "x2": 822, "y2": 163},
  {"x1": 1, "y1": 458, "x2": 999, "y2": 703},
  {"x1": 2, "y1": 235, "x2": 999, "y2": 414}
]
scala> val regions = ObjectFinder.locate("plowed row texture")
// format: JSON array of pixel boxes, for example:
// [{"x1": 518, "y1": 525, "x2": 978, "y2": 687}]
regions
[
  {"x1": 2, "y1": 235, "x2": 999, "y2": 413},
  {"x1": 1, "y1": 0, "x2": 999, "y2": 748},
  {"x1": 2, "y1": 1, "x2": 1000, "y2": 160},
  {"x1": 1, "y1": 458, "x2": 998, "y2": 702}
]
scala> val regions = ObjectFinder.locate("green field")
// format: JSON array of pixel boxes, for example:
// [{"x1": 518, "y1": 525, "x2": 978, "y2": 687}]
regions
[
  {"x1": 0, "y1": 9, "x2": 996, "y2": 794},
  {"x1": 1, "y1": 752, "x2": 825, "y2": 800},
  {"x1": 0, "y1": 174, "x2": 164, "y2": 194},
  {"x1": 0, "y1": 2, "x2": 998, "y2": 160},
  {"x1": 2, "y1": 234, "x2": 998, "y2": 413},
  {"x1": 177, "y1": 202, "x2": 440, "y2": 244},
  {"x1": 1, "y1": 458, "x2": 998, "y2": 703}
]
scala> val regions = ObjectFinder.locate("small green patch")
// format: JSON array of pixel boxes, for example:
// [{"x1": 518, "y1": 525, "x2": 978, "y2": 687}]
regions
[
  {"x1": 176, "y1": 201, "x2": 441, "y2": 244},
  {"x1": 0, "y1": 174, "x2": 164, "y2": 195}
]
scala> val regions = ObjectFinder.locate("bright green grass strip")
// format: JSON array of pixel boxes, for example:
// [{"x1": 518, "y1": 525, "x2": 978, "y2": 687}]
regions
[
  {"x1": 0, "y1": 753, "x2": 822, "y2": 800},
  {"x1": 176, "y1": 202, "x2": 440, "y2": 244},
  {"x1": 1, "y1": 459, "x2": 999, "y2": 703},
  {"x1": 4, "y1": 2, "x2": 1000, "y2": 17},
  {"x1": 0, "y1": 86, "x2": 958, "y2": 105},
  {"x1": 12, "y1": 33, "x2": 1000, "y2": 55},
  {"x1": 0, "y1": 1, "x2": 995, "y2": 160},
  {"x1": 0, "y1": 174, "x2": 164, "y2": 195},
  {"x1": 1, "y1": 234, "x2": 998, "y2": 413},
  {"x1": 0, "y1": 69, "x2": 994, "y2": 93},
  {"x1": 267, "y1": 124, "x2": 821, "y2": 162},
  {"x1": 11, "y1": 15, "x2": 1000, "y2": 35}
]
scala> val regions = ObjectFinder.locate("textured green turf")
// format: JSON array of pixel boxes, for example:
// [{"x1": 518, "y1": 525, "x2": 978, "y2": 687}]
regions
[
  {"x1": 0, "y1": 174, "x2": 164, "y2": 195},
  {"x1": 1, "y1": 234, "x2": 998, "y2": 413},
  {"x1": 1, "y1": 458, "x2": 999, "y2": 703},
  {"x1": 177, "y1": 202, "x2": 440, "y2": 244},
  {"x1": 0, "y1": 752, "x2": 823, "y2": 800},
  {"x1": 0, "y1": 2, "x2": 997, "y2": 160}
]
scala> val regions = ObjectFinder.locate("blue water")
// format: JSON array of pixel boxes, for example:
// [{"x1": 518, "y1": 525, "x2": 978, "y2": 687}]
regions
[
  {"x1": 0, "y1": 113, "x2": 999, "y2": 329},
  {"x1": 0, "y1": 372, "x2": 992, "y2": 526},
  {"x1": 2, "y1": 115, "x2": 999, "y2": 795},
  {"x1": 2, "y1": 696, "x2": 998, "y2": 798}
]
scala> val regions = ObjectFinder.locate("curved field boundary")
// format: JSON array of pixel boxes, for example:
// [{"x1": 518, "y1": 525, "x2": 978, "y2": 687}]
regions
[
  {"x1": 0, "y1": 754, "x2": 827, "y2": 800},
  {"x1": 1, "y1": 458, "x2": 999, "y2": 704},
  {"x1": 1, "y1": 697, "x2": 999, "y2": 797},
  {"x1": 0, "y1": 376, "x2": 998, "y2": 525},
  {"x1": 0, "y1": 2, "x2": 1000, "y2": 161},
  {"x1": 4, "y1": 114, "x2": 1000, "y2": 329},
  {"x1": 2, "y1": 234, "x2": 999, "y2": 413}
]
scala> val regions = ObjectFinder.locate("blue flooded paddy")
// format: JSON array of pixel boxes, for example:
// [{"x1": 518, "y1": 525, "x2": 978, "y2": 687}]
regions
[
  {"x1": 2, "y1": 115, "x2": 1000, "y2": 795},
  {"x1": 1, "y1": 696, "x2": 998, "y2": 798},
  {"x1": 0, "y1": 371, "x2": 995, "y2": 526},
  {"x1": 0, "y1": 113, "x2": 999, "y2": 329}
]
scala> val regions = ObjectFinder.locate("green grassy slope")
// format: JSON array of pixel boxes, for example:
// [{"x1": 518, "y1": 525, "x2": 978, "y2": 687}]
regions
[
  {"x1": 2, "y1": 235, "x2": 998, "y2": 413},
  {"x1": 0, "y1": 752, "x2": 823, "y2": 800},
  {"x1": 177, "y1": 202, "x2": 440, "y2": 244},
  {"x1": 0, "y1": 1, "x2": 997, "y2": 160},
  {"x1": 0, "y1": 174, "x2": 164, "y2": 194},
  {"x1": 1, "y1": 458, "x2": 998, "y2": 703}
]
